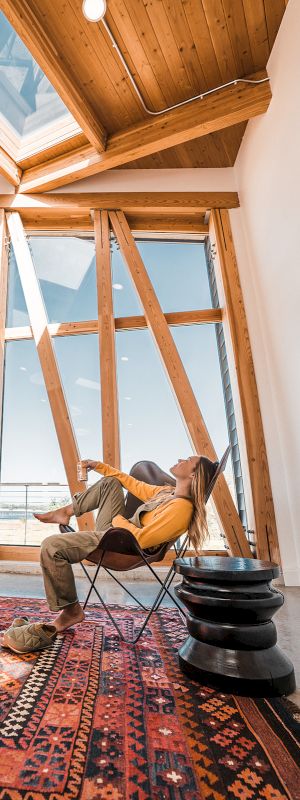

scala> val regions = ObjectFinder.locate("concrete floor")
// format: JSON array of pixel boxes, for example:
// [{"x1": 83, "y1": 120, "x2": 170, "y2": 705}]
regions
[{"x1": 0, "y1": 572, "x2": 299, "y2": 706}]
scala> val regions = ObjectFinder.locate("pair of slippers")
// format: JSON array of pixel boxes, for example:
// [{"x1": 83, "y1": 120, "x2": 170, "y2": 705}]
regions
[{"x1": 2, "y1": 616, "x2": 57, "y2": 654}]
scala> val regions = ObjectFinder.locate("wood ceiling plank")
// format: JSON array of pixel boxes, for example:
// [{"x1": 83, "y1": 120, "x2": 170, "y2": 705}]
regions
[
  {"x1": 136, "y1": 0, "x2": 194, "y2": 99},
  {"x1": 116, "y1": 0, "x2": 180, "y2": 107},
  {"x1": 7, "y1": 212, "x2": 95, "y2": 532},
  {"x1": 110, "y1": 209, "x2": 252, "y2": 557},
  {"x1": 182, "y1": 0, "x2": 222, "y2": 88},
  {"x1": 18, "y1": 72, "x2": 271, "y2": 191},
  {"x1": 263, "y1": 0, "x2": 287, "y2": 50},
  {"x1": 242, "y1": 0, "x2": 270, "y2": 69},
  {"x1": 161, "y1": 0, "x2": 207, "y2": 95},
  {"x1": 0, "y1": 0, "x2": 107, "y2": 152},
  {"x1": 217, "y1": 121, "x2": 247, "y2": 164},
  {"x1": 0, "y1": 192, "x2": 240, "y2": 212},
  {"x1": 106, "y1": 0, "x2": 168, "y2": 110},
  {"x1": 0, "y1": 147, "x2": 22, "y2": 187},
  {"x1": 221, "y1": 0, "x2": 254, "y2": 75},
  {"x1": 201, "y1": 0, "x2": 239, "y2": 81}
]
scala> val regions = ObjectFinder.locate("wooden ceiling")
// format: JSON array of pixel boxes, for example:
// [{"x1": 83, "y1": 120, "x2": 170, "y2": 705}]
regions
[{"x1": 0, "y1": 0, "x2": 288, "y2": 178}]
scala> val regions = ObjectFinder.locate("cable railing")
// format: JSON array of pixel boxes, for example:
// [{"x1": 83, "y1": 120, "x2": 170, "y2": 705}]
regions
[
  {"x1": 0, "y1": 483, "x2": 71, "y2": 546},
  {"x1": 0, "y1": 481, "x2": 227, "y2": 550}
]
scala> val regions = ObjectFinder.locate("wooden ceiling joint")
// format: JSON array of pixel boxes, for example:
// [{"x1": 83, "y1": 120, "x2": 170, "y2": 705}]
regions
[{"x1": 17, "y1": 71, "x2": 271, "y2": 192}]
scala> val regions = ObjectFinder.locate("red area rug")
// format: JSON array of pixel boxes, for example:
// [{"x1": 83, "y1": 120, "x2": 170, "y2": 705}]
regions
[{"x1": 0, "y1": 597, "x2": 299, "y2": 800}]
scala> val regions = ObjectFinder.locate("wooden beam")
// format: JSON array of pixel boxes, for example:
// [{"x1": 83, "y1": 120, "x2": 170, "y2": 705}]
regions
[
  {"x1": 0, "y1": 544, "x2": 227, "y2": 564},
  {"x1": 21, "y1": 212, "x2": 208, "y2": 235},
  {"x1": 5, "y1": 310, "x2": 223, "y2": 342},
  {"x1": 6, "y1": 212, "x2": 95, "y2": 533},
  {"x1": 0, "y1": 147, "x2": 22, "y2": 187},
  {"x1": 1, "y1": 0, "x2": 107, "y2": 152},
  {"x1": 125, "y1": 214, "x2": 208, "y2": 234},
  {"x1": 18, "y1": 71, "x2": 271, "y2": 192},
  {"x1": 0, "y1": 192, "x2": 239, "y2": 213},
  {"x1": 210, "y1": 210, "x2": 280, "y2": 563},
  {"x1": 95, "y1": 210, "x2": 120, "y2": 468},
  {"x1": 0, "y1": 210, "x2": 8, "y2": 464},
  {"x1": 109, "y1": 210, "x2": 252, "y2": 558}
]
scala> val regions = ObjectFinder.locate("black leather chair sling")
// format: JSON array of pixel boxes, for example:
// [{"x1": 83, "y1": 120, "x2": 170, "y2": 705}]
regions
[{"x1": 74, "y1": 446, "x2": 231, "y2": 644}]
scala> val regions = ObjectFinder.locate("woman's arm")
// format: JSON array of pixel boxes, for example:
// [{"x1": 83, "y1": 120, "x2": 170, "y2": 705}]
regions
[{"x1": 81, "y1": 459, "x2": 162, "y2": 501}]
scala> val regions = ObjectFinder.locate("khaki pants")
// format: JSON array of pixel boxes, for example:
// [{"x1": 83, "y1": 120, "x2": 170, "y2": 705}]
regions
[{"x1": 40, "y1": 477, "x2": 125, "y2": 611}]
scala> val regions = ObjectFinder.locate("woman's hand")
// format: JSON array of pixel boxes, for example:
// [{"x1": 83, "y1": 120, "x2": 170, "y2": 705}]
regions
[{"x1": 80, "y1": 459, "x2": 99, "y2": 472}]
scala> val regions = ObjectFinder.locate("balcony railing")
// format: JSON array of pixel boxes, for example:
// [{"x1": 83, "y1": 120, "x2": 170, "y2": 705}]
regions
[
  {"x1": 0, "y1": 482, "x2": 227, "y2": 550},
  {"x1": 0, "y1": 483, "x2": 71, "y2": 546}
]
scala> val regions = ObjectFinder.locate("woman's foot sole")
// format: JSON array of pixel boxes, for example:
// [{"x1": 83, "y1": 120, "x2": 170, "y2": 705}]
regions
[{"x1": 34, "y1": 510, "x2": 71, "y2": 525}]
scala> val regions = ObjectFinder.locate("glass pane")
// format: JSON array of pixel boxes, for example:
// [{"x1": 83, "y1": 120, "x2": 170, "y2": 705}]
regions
[
  {"x1": 111, "y1": 239, "x2": 212, "y2": 317},
  {"x1": 29, "y1": 237, "x2": 98, "y2": 323},
  {"x1": 0, "y1": 340, "x2": 72, "y2": 546},
  {"x1": 111, "y1": 239, "x2": 143, "y2": 317},
  {"x1": 0, "y1": 340, "x2": 65, "y2": 484},
  {"x1": 116, "y1": 328, "x2": 226, "y2": 549},
  {"x1": 53, "y1": 334, "x2": 102, "y2": 469},
  {"x1": 172, "y1": 324, "x2": 236, "y2": 494},
  {"x1": 6, "y1": 243, "x2": 30, "y2": 327},
  {"x1": 0, "y1": 12, "x2": 71, "y2": 136},
  {"x1": 137, "y1": 240, "x2": 212, "y2": 312}
]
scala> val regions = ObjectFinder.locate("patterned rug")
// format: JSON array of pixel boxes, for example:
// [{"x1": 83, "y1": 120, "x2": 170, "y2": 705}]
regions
[{"x1": 0, "y1": 598, "x2": 299, "y2": 800}]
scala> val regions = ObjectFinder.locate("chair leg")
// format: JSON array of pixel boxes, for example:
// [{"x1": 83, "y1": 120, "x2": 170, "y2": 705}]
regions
[
  {"x1": 80, "y1": 561, "x2": 148, "y2": 611},
  {"x1": 79, "y1": 537, "x2": 189, "y2": 645}
]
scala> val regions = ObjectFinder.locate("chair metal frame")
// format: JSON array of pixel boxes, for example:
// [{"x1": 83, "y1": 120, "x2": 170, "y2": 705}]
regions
[
  {"x1": 80, "y1": 532, "x2": 189, "y2": 644},
  {"x1": 79, "y1": 447, "x2": 231, "y2": 644}
]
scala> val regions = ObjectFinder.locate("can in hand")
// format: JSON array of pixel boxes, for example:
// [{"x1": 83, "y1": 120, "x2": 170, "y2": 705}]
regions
[{"x1": 77, "y1": 462, "x2": 87, "y2": 482}]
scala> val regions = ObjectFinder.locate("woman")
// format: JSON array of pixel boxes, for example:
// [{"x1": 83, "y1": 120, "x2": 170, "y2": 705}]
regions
[{"x1": 34, "y1": 454, "x2": 218, "y2": 633}]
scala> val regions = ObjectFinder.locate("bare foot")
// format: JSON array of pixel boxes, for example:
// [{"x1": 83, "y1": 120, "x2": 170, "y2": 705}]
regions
[
  {"x1": 34, "y1": 508, "x2": 71, "y2": 525},
  {"x1": 53, "y1": 602, "x2": 84, "y2": 633}
]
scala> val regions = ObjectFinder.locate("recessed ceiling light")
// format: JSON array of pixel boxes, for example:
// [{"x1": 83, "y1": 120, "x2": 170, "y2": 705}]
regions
[
  {"x1": 20, "y1": 366, "x2": 27, "y2": 371},
  {"x1": 82, "y1": 0, "x2": 106, "y2": 21},
  {"x1": 121, "y1": 356, "x2": 129, "y2": 362},
  {"x1": 124, "y1": 396, "x2": 132, "y2": 401},
  {"x1": 112, "y1": 283, "x2": 123, "y2": 290}
]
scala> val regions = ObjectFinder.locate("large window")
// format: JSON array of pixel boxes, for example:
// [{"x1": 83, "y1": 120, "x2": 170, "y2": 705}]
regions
[{"x1": 1, "y1": 233, "x2": 246, "y2": 550}]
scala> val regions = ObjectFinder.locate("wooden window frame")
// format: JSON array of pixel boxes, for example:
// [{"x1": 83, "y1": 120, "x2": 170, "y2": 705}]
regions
[{"x1": 0, "y1": 199, "x2": 279, "y2": 566}]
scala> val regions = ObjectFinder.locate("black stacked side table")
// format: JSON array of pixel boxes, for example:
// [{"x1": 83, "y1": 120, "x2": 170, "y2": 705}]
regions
[{"x1": 174, "y1": 556, "x2": 296, "y2": 697}]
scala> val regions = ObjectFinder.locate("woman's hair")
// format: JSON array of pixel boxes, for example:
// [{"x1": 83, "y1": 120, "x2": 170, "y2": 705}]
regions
[
  {"x1": 188, "y1": 456, "x2": 218, "y2": 552},
  {"x1": 154, "y1": 455, "x2": 219, "y2": 553}
]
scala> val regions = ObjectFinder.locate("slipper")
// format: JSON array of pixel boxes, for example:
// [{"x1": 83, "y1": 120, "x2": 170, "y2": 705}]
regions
[
  {"x1": 59, "y1": 524, "x2": 75, "y2": 533},
  {"x1": 11, "y1": 617, "x2": 29, "y2": 627},
  {"x1": 2, "y1": 621, "x2": 57, "y2": 654}
]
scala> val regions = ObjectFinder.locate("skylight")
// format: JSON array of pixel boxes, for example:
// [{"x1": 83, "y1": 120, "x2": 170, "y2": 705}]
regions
[{"x1": 0, "y1": 12, "x2": 78, "y2": 151}]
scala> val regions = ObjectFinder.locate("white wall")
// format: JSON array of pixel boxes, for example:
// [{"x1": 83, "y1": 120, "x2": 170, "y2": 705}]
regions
[
  {"x1": 55, "y1": 167, "x2": 236, "y2": 193},
  {"x1": 231, "y1": 0, "x2": 300, "y2": 585}
]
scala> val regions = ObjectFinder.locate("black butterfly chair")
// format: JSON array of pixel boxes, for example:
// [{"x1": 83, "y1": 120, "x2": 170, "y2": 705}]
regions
[{"x1": 74, "y1": 447, "x2": 231, "y2": 644}]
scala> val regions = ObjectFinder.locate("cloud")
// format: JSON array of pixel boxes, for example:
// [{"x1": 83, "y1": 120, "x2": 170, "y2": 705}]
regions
[
  {"x1": 76, "y1": 377, "x2": 100, "y2": 391},
  {"x1": 75, "y1": 428, "x2": 89, "y2": 437},
  {"x1": 30, "y1": 373, "x2": 44, "y2": 386}
]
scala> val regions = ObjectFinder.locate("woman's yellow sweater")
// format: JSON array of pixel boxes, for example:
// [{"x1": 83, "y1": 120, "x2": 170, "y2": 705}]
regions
[{"x1": 95, "y1": 461, "x2": 193, "y2": 550}]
